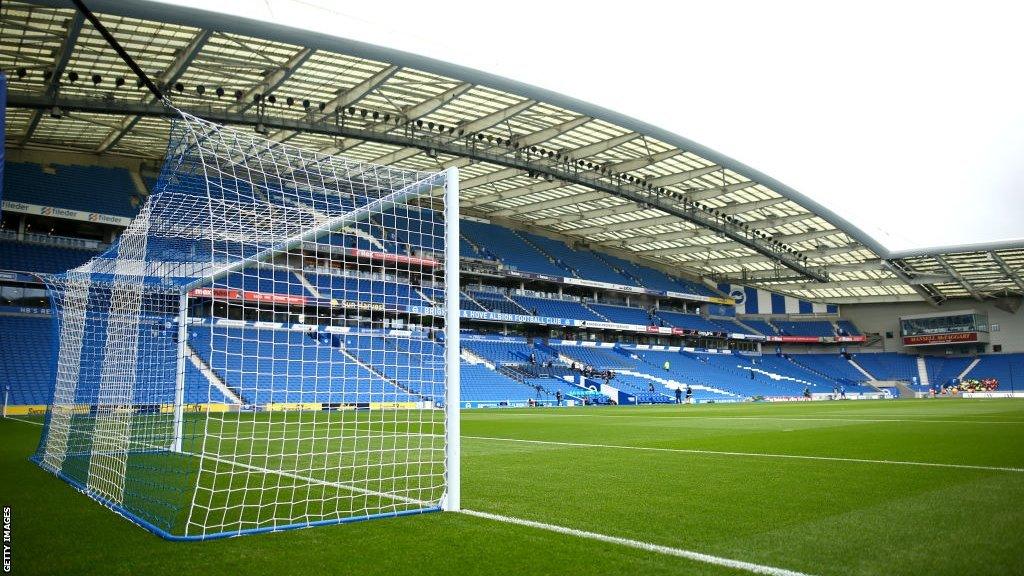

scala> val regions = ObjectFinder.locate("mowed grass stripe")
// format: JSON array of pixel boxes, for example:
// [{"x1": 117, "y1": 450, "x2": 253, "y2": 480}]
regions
[{"x1": 465, "y1": 435, "x2": 1024, "y2": 473}]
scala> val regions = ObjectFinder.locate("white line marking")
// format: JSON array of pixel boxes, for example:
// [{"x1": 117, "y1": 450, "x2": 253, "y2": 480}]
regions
[
  {"x1": 467, "y1": 412, "x2": 1024, "y2": 425},
  {"x1": 462, "y1": 509, "x2": 816, "y2": 576},
  {"x1": 2, "y1": 415, "x2": 43, "y2": 426},
  {"x1": 466, "y1": 435, "x2": 1024, "y2": 473}
]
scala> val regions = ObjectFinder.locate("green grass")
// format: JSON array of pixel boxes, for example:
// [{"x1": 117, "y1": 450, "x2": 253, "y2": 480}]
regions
[{"x1": 3, "y1": 399, "x2": 1024, "y2": 575}]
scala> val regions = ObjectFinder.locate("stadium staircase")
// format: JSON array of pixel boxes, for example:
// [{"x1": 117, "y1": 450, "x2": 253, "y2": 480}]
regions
[
  {"x1": 514, "y1": 231, "x2": 572, "y2": 277},
  {"x1": 460, "y1": 347, "x2": 493, "y2": 368},
  {"x1": 292, "y1": 270, "x2": 322, "y2": 298},
  {"x1": 336, "y1": 340, "x2": 423, "y2": 399},
  {"x1": 581, "y1": 302, "x2": 610, "y2": 321},
  {"x1": 848, "y1": 358, "x2": 875, "y2": 380},
  {"x1": 959, "y1": 358, "x2": 982, "y2": 379},
  {"x1": 185, "y1": 343, "x2": 244, "y2": 404},
  {"x1": 916, "y1": 356, "x2": 930, "y2": 387},
  {"x1": 461, "y1": 291, "x2": 488, "y2": 312}
]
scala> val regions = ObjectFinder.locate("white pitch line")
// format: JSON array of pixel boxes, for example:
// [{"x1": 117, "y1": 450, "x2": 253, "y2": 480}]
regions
[
  {"x1": 467, "y1": 412, "x2": 1024, "y2": 425},
  {"x1": 466, "y1": 435, "x2": 1024, "y2": 473},
  {"x1": 462, "y1": 509, "x2": 816, "y2": 576},
  {"x1": 2, "y1": 415, "x2": 44, "y2": 426}
]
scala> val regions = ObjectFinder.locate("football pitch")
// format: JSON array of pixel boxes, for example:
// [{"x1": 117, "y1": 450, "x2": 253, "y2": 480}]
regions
[{"x1": 2, "y1": 399, "x2": 1023, "y2": 576}]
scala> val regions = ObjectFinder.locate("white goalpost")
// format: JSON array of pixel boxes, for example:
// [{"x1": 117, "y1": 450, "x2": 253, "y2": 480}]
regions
[{"x1": 32, "y1": 109, "x2": 460, "y2": 540}]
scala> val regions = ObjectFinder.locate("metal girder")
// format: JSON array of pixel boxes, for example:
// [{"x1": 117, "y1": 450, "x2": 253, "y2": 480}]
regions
[
  {"x1": 369, "y1": 98, "x2": 538, "y2": 168},
  {"x1": 568, "y1": 214, "x2": 679, "y2": 236},
  {"x1": 934, "y1": 255, "x2": 984, "y2": 301},
  {"x1": 684, "y1": 180, "x2": 758, "y2": 202},
  {"x1": 96, "y1": 29, "x2": 213, "y2": 153},
  {"x1": 603, "y1": 148, "x2": 681, "y2": 174},
  {"x1": 781, "y1": 228, "x2": 844, "y2": 245},
  {"x1": 368, "y1": 146, "x2": 422, "y2": 166},
  {"x1": 398, "y1": 82, "x2": 473, "y2": 124},
  {"x1": 8, "y1": 93, "x2": 828, "y2": 281},
  {"x1": 748, "y1": 277, "x2": 910, "y2": 292},
  {"x1": 990, "y1": 252, "x2": 1024, "y2": 292},
  {"x1": 463, "y1": 179, "x2": 564, "y2": 209},
  {"x1": 269, "y1": 64, "x2": 400, "y2": 143},
  {"x1": 566, "y1": 131, "x2": 639, "y2": 159},
  {"x1": 231, "y1": 46, "x2": 314, "y2": 114},
  {"x1": 514, "y1": 115, "x2": 591, "y2": 148},
  {"x1": 20, "y1": 12, "x2": 84, "y2": 146},
  {"x1": 535, "y1": 203, "x2": 660, "y2": 229},
  {"x1": 489, "y1": 190, "x2": 607, "y2": 216},
  {"x1": 462, "y1": 166, "x2": 521, "y2": 190},
  {"x1": 718, "y1": 197, "x2": 788, "y2": 216},
  {"x1": 647, "y1": 164, "x2": 720, "y2": 187},
  {"x1": 456, "y1": 98, "x2": 536, "y2": 135},
  {"x1": 882, "y1": 259, "x2": 944, "y2": 306}
]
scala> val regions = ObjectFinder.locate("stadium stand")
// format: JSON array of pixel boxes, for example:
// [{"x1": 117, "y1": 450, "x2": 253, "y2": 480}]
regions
[
  {"x1": 191, "y1": 325, "x2": 413, "y2": 404},
  {"x1": 836, "y1": 320, "x2": 861, "y2": 336},
  {"x1": 853, "y1": 353, "x2": 919, "y2": 381},
  {"x1": 0, "y1": 315, "x2": 55, "y2": 405},
  {"x1": 523, "y1": 233, "x2": 633, "y2": 284},
  {"x1": 596, "y1": 253, "x2": 717, "y2": 296},
  {"x1": 459, "y1": 220, "x2": 566, "y2": 276},
  {"x1": 220, "y1": 268, "x2": 311, "y2": 296},
  {"x1": 654, "y1": 309, "x2": 723, "y2": 332},
  {"x1": 588, "y1": 303, "x2": 654, "y2": 325},
  {"x1": 738, "y1": 318, "x2": 776, "y2": 335},
  {"x1": 772, "y1": 320, "x2": 837, "y2": 337},
  {"x1": 0, "y1": 240, "x2": 100, "y2": 274},
  {"x1": 4, "y1": 162, "x2": 141, "y2": 217},
  {"x1": 924, "y1": 356, "x2": 975, "y2": 386},
  {"x1": 511, "y1": 294, "x2": 604, "y2": 322},
  {"x1": 964, "y1": 353, "x2": 1024, "y2": 387},
  {"x1": 469, "y1": 290, "x2": 527, "y2": 315}
]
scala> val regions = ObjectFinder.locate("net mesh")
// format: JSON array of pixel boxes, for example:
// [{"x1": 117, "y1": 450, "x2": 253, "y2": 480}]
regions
[{"x1": 33, "y1": 109, "x2": 454, "y2": 539}]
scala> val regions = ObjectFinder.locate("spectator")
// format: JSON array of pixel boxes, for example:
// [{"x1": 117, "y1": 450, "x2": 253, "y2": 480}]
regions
[{"x1": 663, "y1": 360, "x2": 671, "y2": 372}]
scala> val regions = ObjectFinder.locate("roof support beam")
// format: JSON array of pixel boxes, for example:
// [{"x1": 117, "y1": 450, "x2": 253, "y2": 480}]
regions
[
  {"x1": 96, "y1": 29, "x2": 213, "y2": 153},
  {"x1": 489, "y1": 190, "x2": 606, "y2": 216},
  {"x1": 269, "y1": 64, "x2": 400, "y2": 143},
  {"x1": 370, "y1": 98, "x2": 537, "y2": 167},
  {"x1": 604, "y1": 148, "x2": 681, "y2": 174},
  {"x1": 934, "y1": 255, "x2": 985, "y2": 301},
  {"x1": 647, "y1": 164, "x2": 720, "y2": 187},
  {"x1": 398, "y1": 82, "x2": 473, "y2": 125},
  {"x1": 20, "y1": 12, "x2": 84, "y2": 146},
  {"x1": 463, "y1": 180, "x2": 564, "y2": 209},
  {"x1": 719, "y1": 197, "x2": 788, "y2": 215},
  {"x1": 883, "y1": 259, "x2": 943, "y2": 306},
  {"x1": 567, "y1": 131, "x2": 639, "y2": 159},
  {"x1": 567, "y1": 214, "x2": 679, "y2": 236},
  {"x1": 684, "y1": 181, "x2": 758, "y2": 202},
  {"x1": 990, "y1": 251, "x2": 1024, "y2": 292},
  {"x1": 231, "y1": 46, "x2": 314, "y2": 114},
  {"x1": 10, "y1": 93, "x2": 827, "y2": 281}
]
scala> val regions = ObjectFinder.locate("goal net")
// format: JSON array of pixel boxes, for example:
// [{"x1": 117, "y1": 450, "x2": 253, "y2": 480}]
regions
[{"x1": 32, "y1": 109, "x2": 461, "y2": 540}]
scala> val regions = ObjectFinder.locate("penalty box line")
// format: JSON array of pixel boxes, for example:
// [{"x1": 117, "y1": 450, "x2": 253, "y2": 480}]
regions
[
  {"x1": 466, "y1": 435, "x2": 1024, "y2": 474},
  {"x1": 461, "y1": 509, "x2": 816, "y2": 576}
]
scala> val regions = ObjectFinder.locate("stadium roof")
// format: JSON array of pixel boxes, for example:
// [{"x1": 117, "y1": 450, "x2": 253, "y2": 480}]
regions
[{"x1": 2, "y1": 0, "x2": 1023, "y2": 305}]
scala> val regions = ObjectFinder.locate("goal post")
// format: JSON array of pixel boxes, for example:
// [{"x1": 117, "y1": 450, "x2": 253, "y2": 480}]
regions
[{"x1": 32, "y1": 108, "x2": 461, "y2": 540}]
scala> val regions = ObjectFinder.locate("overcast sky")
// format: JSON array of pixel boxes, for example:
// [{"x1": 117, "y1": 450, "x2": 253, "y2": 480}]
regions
[{"x1": 172, "y1": 0, "x2": 1024, "y2": 252}]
